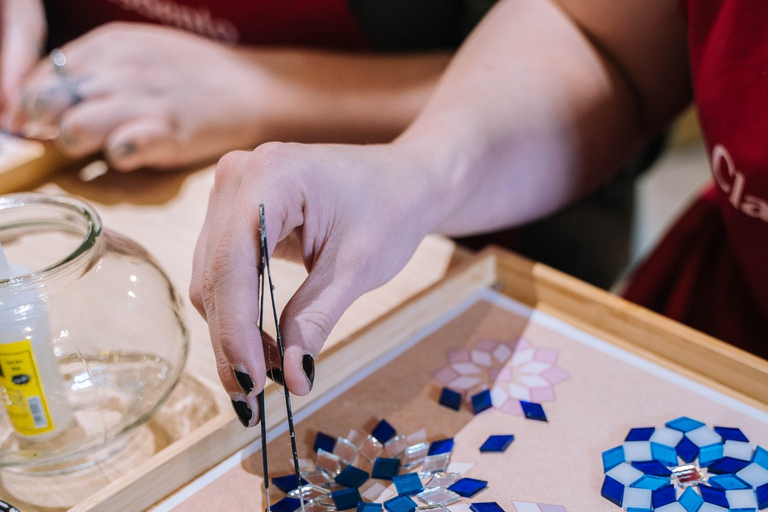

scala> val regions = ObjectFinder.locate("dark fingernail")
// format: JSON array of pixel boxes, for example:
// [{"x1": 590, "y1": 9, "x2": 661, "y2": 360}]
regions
[
  {"x1": 231, "y1": 397, "x2": 253, "y2": 427},
  {"x1": 233, "y1": 365, "x2": 254, "y2": 395},
  {"x1": 303, "y1": 354, "x2": 315, "y2": 391},
  {"x1": 266, "y1": 367, "x2": 285, "y2": 387},
  {"x1": 111, "y1": 141, "x2": 136, "y2": 158}
]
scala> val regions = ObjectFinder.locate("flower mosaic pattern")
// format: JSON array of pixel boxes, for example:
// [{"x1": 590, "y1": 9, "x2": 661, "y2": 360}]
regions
[
  {"x1": 601, "y1": 417, "x2": 768, "y2": 511},
  {"x1": 510, "y1": 502, "x2": 567, "y2": 512},
  {"x1": 433, "y1": 337, "x2": 569, "y2": 416}
]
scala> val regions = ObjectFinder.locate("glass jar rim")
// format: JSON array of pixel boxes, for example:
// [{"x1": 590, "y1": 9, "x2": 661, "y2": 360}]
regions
[{"x1": 0, "y1": 193, "x2": 102, "y2": 286}]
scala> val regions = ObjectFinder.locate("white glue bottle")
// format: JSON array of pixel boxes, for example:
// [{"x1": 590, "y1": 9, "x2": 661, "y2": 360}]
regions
[{"x1": 0, "y1": 243, "x2": 73, "y2": 438}]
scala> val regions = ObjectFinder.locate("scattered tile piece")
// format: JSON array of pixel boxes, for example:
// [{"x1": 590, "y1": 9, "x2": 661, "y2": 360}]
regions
[
  {"x1": 360, "y1": 435, "x2": 385, "y2": 462},
  {"x1": 317, "y1": 449, "x2": 344, "y2": 476},
  {"x1": 335, "y1": 465, "x2": 370, "y2": 488},
  {"x1": 314, "y1": 431, "x2": 337, "y2": 453},
  {"x1": 520, "y1": 401, "x2": 547, "y2": 422},
  {"x1": 385, "y1": 436, "x2": 409, "y2": 458},
  {"x1": 372, "y1": 420, "x2": 398, "y2": 444},
  {"x1": 272, "y1": 474, "x2": 309, "y2": 493},
  {"x1": 479, "y1": 435, "x2": 514, "y2": 453},
  {"x1": 270, "y1": 497, "x2": 302, "y2": 512},
  {"x1": 358, "y1": 503, "x2": 383, "y2": 512},
  {"x1": 332, "y1": 488, "x2": 363, "y2": 511},
  {"x1": 419, "y1": 453, "x2": 451, "y2": 477},
  {"x1": 471, "y1": 390, "x2": 493, "y2": 415},
  {"x1": 470, "y1": 503, "x2": 505, "y2": 512},
  {"x1": 362, "y1": 482, "x2": 388, "y2": 502},
  {"x1": 403, "y1": 443, "x2": 429, "y2": 470},
  {"x1": 428, "y1": 438, "x2": 455, "y2": 456},
  {"x1": 447, "y1": 478, "x2": 488, "y2": 498},
  {"x1": 427, "y1": 472, "x2": 461, "y2": 489},
  {"x1": 384, "y1": 494, "x2": 418, "y2": 512},
  {"x1": 440, "y1": 388, "x2": 463, "y2": 411},
  {"x1": 372, "y1": 457, "x2": 402, "y2": 480},
  {"x1": 335, "y1": 437, "x2": 360, "y2": 465},
  {"x1": 393, "y1": 472, "x2": 424, "y2": 496}
]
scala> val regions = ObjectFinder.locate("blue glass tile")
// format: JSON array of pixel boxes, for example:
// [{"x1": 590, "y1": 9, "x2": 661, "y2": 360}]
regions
[
  {"x1": 439, "y1": 388, "x2": 463, "y2": 411},
  {"x1": 630, "y1": 475, "x2": 670, "y2": 491},
  {"x1": 713, "y1": 426, "x2": 749, "y2": 443},
  {"x1": 272, "y1": 474, "x2": 309, "y2": 493},
  {"x1": 428, "y1": 438, "x2": 455, "y2": 456},
  {"x1": 393, "y1": 473, "x2": 424, "y2": 496},
  {"x1": 314, "y1": 431, "x2": 337, "y2": 453},
  {"x1": 480, "y1": 435, "x2": 515, "y2": 453},
  {"x1": 699, "y1": 443, "x2": 725, "y2": 467},
  {"x1": 666, "y1": 417, "x2": 706, "y2": 433},
  {"x1": 603, "y1": 446, "x2": 626, "y2": 472},
  {"x1": 448, "y1": 478, "x2": 488, "y2": 498},
  {"x1": 626, "y1": 428, "x2": 656, "y2": 442},
  {"x1": 332, "y1": 488, "x2": 362, "y2": 511},
  {"x1": 699, "y1": 485, "x2": 729, "y2": 508},
  {"x1": 754, "y1": 446, "x2": 768, "y2": 470},
  {"x1": 471, "y1": 390, "x2": 493, "y2": 415},
  {"x1": 371, "y1": 457, "x2": 401, "y2": 480},
  {"x1": 756, "y1": 482, "x2": 768, "y2": 509},
  {"x1": 601, "y1": 475, "x2": 624, "y2": 507},
  {"x1": 335, "y1": 465, "x2": 369, "y2": 488},
  {"x1": 676, "y1": 436, "x2": 700, "y2": 463},
  {"x1": 358, "y1": 503, "x2": 383, "y2": 512},
  {"x1": 626, "y1": 509, "x2": 653, "y2": 512},
  {"x1": 678, "y1": 487, "x2": 704, "y2": 512},
  {"x1": 708, "y1": 457, "x2": 751, "y2": 474},
  {"x1": 520, "y1": 401, "x2": 547, "y2": 422},
  {"x1": 270, "y1": 497, "x2": 302, "y2": 512},
  {"x1": 651, "y1": 442, "x2": 679, "y2": 467},
  {"x1": 652, "y1": 485, "x2": 676, "y2": 508},
  {"x1": 470, "y1": 502, "x2": 505, "y2": 512},
  {"x1": 372, "y1": 420, "x2": 397, "y2": 444},
  {"x1": 632, "y1": 460, "x2": 672, "y2": 477},
  {"x1": 708, "y1": 474, "x2": 751, "y2": 490},
  {"x1": 384, "y1": 495, "x2": 417, "y2": 512}
]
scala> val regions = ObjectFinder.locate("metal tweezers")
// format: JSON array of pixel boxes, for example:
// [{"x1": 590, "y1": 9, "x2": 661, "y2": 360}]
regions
[{"x1": 258, "y1": 204, "x2": 304, "y2": 512}]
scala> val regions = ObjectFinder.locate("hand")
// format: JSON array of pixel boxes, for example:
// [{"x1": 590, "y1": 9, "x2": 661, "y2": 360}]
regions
[
  {"x1": 189, "y1": 141, "x2": 446, "y2": 424},
  {"x1": 0, "y1": 0, "x2": 46, "y2": 126},
  {"x1": 11, "y1": 22, "x2": 279, "y2": 171}
]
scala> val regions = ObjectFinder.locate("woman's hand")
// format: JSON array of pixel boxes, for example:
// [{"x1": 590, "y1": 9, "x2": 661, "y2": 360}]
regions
[{"x1": 189, "y1": 141, "x2": 448, "y2": 422}]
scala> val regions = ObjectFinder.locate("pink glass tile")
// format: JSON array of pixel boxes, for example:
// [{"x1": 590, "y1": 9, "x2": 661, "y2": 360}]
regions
[
  {"x1": 538, "y1": 505, "x2": 567, "y2": 512},
  {"x1": 491, "y1": 386, "x2": 509, "y2": 407},
  {"x1": 501, "y1": 399, "x2": 524, "y2": 416},
  {"x1": 475, "y1": 338, "x2": 498, "y2": 352},
  {"x1": 533, "y1": 348, "x2": 559, "y2": 363},
  {"x1": 529, "y1": 386, "x2": 555, "y2": 403},
  {"x1": 433, "y1": 366, "x2": 460, "y2": 385},
  {"x1": 449, "y1": 376, "x2": 482, "y2": 390},
  {"x1": 492, "y1": 344, "x2": 513, "y2": 363},
  {"x1": 511, "y1": 347, "x2": 535, "y2": 366},
  {"x1": 496, "y1": 367, "x2": 514, "y2": 382},
  {"x1": 519, "y1": 361, "x2": 551, "y2": 375},
  {"x1": 452, "y1": 362, "x2": 482, "y2": 375},
  {"x1": 449, "y1": 350, "x2": 471, "y2": 363},
  {"x1": 507, "y1": 383, "x2": 531, "y2": 401},
  {"x1": 519, "y1": 375, "x2": 549, "y2": 388},
  {"x1": 471, "y1": 350, "x2": 493, "y2": 367},
  {"x1": 541, "y1": 366, "x2": 570, "y2": 385},
  {"x1": 516, "y1": 337, "x2": 532, "y2": 350}
]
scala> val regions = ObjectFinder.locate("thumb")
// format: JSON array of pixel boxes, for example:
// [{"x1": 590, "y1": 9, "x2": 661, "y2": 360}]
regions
[{"x1": 277, "y1": 251, "x2": 364, "y2": 396}]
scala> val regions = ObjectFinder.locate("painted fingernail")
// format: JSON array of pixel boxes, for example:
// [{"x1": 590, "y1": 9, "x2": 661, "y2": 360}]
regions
[
  {"x1": 230, "y1": 395, "x2": 253, "y2": 427},
  {"x1": 303, "y1": 354, "x2": 315, "y2": 391},
  {"x1": 110, "y1": 141, "x2": 136, "y2": 158},
  {"x1": 266, "y1": 367, "x2": 285, "y2": 387},
  {"x1": 232, "y1": 364, "x2": 254, "y2": 395}
]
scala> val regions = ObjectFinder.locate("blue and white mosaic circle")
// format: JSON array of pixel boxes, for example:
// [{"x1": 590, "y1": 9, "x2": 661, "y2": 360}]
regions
[{"x1": 601, "y1": 417, "x2": 768, "y2": 511}]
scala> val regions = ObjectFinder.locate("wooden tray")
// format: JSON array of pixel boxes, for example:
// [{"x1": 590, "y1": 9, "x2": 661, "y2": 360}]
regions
[{"x1": 152, "y1": 247, "x2": 768, "y2": 511}]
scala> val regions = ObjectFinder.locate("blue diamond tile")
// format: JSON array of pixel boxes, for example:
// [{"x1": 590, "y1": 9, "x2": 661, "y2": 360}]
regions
[
  {"x1": 630, "y1": 475, "x2": 670, "y2": 491},
  {"x1": 439, "y1": 388, "x2": 462, "y2": 411},
  {"x1": 372, "y1": 420, "x2": 397, "y2": 444},
  {"x1": 601, "y1": 475, "x2": 624, "y2": 507},
  {"x1": 714, "y1": 427, "x2": 750, "y2": 443},
  {"x1": 652, "y1": 485, "x2": 676, "y2": 508},
  {"x1": 699, "y1": 485, "x2": 729, "y2": 507},
  {"x1": 632, "y1": 460, "x2": 672, "y2": 477},
  {"x1": 708, "y1": 457, "x2": 751, "y2": 474},
  {"x1": 358, "y1": 503, "x2": 383, "y2": 512},
  {"x1": 393, "y1": 472, "x2": 424, "y2": 495},
  {"x1": 520, "y1": 401, "x2": 547, "y2": 422},
  {"x1": 335, "y1": 465, "x2": 369, "y2": 488},
  {"x1": 470, "y1": 503, "x2": 505, "y2": 512},
  {"x1": 314, "y1": 431, "x2": 337, "y2": 453},
  {"x1": 272, "y1": 474, "x2": 309, "y2": 493},
  {"x1": 270, "y1": 497, "x2": 302, "y2": 512},
  {"x1": 754, "y1": 446, "x2": 768, "y2": 470},
  {"x1": 651, "y1": 442, "x2": 679, "y2": 467},
  {"x1": 480, "y1": 434, "x2": 515, "y2": 453},
  {"x1": 667, "y1": 417, "x2": 706, "y2": 433},
  {"x1": 428, "y1": 438, "x2": 455, "y2": 456},
  {"x1": 756, "y1": 482, "x2": 768, "y2": 509},
  {"x1": 471, "y1": 390, "x2": 493, "y2": 414},
  {"x1": 626, "y1": 509, "x2": 654, "y2": 512},
  {"x1": 448, "y1": 478, "x2": 488, "y2": 498},
  {"x1": 679, "y1": 487, "x2": 704, "y2": 512},
  {"x1": 603, "y1": 446, "x2": 626, "y2": 472},
  {"x1": 332, "y1": 488, "x2": 362, "y2": 511},
  {"x1": 371, "y1": 457, "x2": 401, "y2": 480},
  {"x1": 676, "y1": 436, "x2": 700, "y2": 463},
  {"x1": 383, "y1": 495, "x2": 417, "y2": 512},
  {"x1": 708, "y1": 474, "x2": 751, "y2": 490},
  {"x1": 699, "y1": 443, "x2": 725, "y2": 467},
  {"x1": 626, "y1": 428, "x2": 656, "y2": 442}
]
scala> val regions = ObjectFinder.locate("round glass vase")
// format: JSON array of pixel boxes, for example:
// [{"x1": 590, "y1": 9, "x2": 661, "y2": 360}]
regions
[{"x1": 0, "y1": 193, "x2": 188, "y2": 504}]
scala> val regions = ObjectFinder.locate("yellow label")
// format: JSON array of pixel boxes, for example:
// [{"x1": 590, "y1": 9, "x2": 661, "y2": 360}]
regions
[{"x1": 0, "y1": 340, "x2": 55, "y2": 435}]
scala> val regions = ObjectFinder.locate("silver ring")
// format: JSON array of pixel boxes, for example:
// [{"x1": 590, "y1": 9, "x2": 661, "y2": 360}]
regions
[{"x1": 50, "y1": 48, "x2": 67, "y2": 74}]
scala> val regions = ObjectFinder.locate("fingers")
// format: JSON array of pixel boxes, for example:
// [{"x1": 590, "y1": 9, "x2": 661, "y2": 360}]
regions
[
  {"x1": 104, "y1": 117, "x2": 177, "y2": 171},
  {"x1": 55, "y1": 98, "x2": 135, "y2": 158}
]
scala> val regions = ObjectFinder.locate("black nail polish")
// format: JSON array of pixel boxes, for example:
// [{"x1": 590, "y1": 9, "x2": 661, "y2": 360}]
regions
[
  {"x1": 111, "y1": 141, "x2": 136, "y2": 158},
  {"x1": 231, "y1": 399, "x2": 253, "y2": 427},
  {"x1": 266, "y1": 367, "x2": 285, "y2": 387},
  {"x1": 302, "y1": 354, "x2": 315, "y2": 391},
  {"x1": 234, "y1": 369, "x2": 254, "y2": 395}
]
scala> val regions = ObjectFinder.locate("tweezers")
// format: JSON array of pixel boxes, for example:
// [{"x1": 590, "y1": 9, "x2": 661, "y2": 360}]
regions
[{"x1": 258, "y1": 204, "x2": 305, "y2": 512}]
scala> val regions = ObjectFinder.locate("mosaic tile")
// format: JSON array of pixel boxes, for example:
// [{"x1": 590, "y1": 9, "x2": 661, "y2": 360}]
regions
[
  {"x1": 335, "y1": 437, "x2": 359, "y2": 465},
  {"x1": 471, "y1": 390, "x2": 493, "y2": 415},
  {"x1": 372, "y1": 458, "x2": 401, "y2": 480},
  {"x1": 332, "y1": 488, "x2": 363, "y2": 511},
  {"x1": 384, "y1": 495, "x2": 418, "y2": 512},
  {"x1": 317, "y1": 448, "x2": 344, "y2": 476},
  {"x1": 419, "y1": 453, "x2": 451, "y2": 477},
  {"x1": 447, "y1": 478, "x2": 487, "y2": 498},
  {"x1": 272, "y1": 474, "x2": 309, "y2": 493},
  {"x1": 360, "y1": 435, "x2": 385, "y2": 462},
  {"x1": 428, "y1": 439, "x2": 455, "y2": 456},
  {"x1": 626, "y1": 428, "x2": 656, "y2": 442},
  {"x1": 449, "y1": 351, "x2": 471, "y2": 363},
  {"x1": 372, "y1": 420, "x2": 397, "y2": 445},
  {"x1": 469, "y1": 502, "x2": 504, "y2": 512},
  {"x1": 471, "y1": 350, "x2": 493, "y2": 367},
  {"x1": 714, "y1": 426, "x2": 749, "y2": 443},
  {"x1": 361, "y1": 482, "x2": 388, "y2": 502},
  {"x1": 439, "y1": 388, "x2": 463, "y2": 411},
  {"x1": 386, "y1": 436, "x2": 409, "y2": 458},
  {"x1": 335, "y1": 465, "x2": 369, "y2": 488},
  {"x1": 479, "y1": 435, "x2": 515, "y2": 453},
  {"x1": 347, "y1": 428, "x2": 366, "y2": 448},
  {"x1": 359, "y1": 503, "x2": 383, "y2": 512},
  {"x1": 666, "y1": 417, "x2": 706, "y2": 433},
  {"x1": 315, "y1": 431, "x2": 337, "y2": 453},
  {"x1": 427, "y1": 472, "x2": 461, "y2": 489},
  {"x1": 403, "y1": 442, "x2": 429, "y2": 470},
  {"x1": 520, "y1": 401, "x2": 547, "y2": 422},
  {"x1": 288, "y1": 485, "x2": 327, "y2": 500},
  {"x1": 270, "y1": 497, "x2": 302, "y2": 512},
  {"x1": 393, "y1": 472, "x2": 425, "y2": 496}
]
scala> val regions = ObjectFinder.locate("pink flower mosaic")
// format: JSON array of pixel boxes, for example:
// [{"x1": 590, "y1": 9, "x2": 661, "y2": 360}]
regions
[
  {"x1": 433, "y1": 337, "x2": 569, "y2": 416},
  {"x1": 511, "y1": 502, "x2": 568, "y2": 512}
]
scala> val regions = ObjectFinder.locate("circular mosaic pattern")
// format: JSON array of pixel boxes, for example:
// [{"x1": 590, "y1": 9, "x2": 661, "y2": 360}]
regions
[{"x1": 600, "y1": 417, "x2": 768, "y2": 511}]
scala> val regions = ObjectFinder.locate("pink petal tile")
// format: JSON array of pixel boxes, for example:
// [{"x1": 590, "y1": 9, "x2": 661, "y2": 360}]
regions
[
  {"x1": 452, "y1": 362, "x2": 482, "y2": 375},
  {"x1": 515, "y1": 337, "x2": 531, "y2": 350},
  {"x1": 511, "y1": 503, "x2": 541, "y2": 512},
  {"x1": 449, "y1": 376, "x2": 481, "y2": 390},
  {"x1": 492, "y1": 344, "x2": 512, "y2": 364},
  {"x1": 496, "y1": 367, "x2": 514, "y2": 382},
  {"x1": 501, "y1": 399, "x2": 524, "y2": 416},
  {"x1": 471, "y1": 350, "x2": 493, "y2": 367},
  {"x1": 449, "y1": 350, "x2": 471, "y2": 363},
  {"x1": 490, "y1": 386, "x2": 508, "y2": 407},
  {"x1": 519, "y1": 375, "x2": 549, "y2": 388},
  {"x1": 538, "y1": 505, "x2": 567, "y2": 512},
  {"x1": 511, "y1": 347, "x2": 535, "y2": 366},
  {"x1": 519, "y1": 361, "x2": 551, "y2": 375},
  {"x1": 541, "y1": 366, "x2": 570, "y2": 385},
  {"x1": 488, "y1": 368, "x2": 502, "y2": 382},
  {"x1": 533, "y1": 348, "x2": 559, "y2": 363},
  {"x1": 507, "y1": 383, "x2": 531, "y2": 401},
  {"x1": 529, "y1": 386, "x2": 555, "y2": 403},
  {"x1": 433, "y1": 366, "x2": 460, "y2": 385},
  {"x1": 475, "y1": 338, "x2": 498, "y2": 352}
]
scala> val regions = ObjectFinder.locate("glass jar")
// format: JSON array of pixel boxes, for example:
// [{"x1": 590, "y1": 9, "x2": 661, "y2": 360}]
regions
[{"x1": 0, "y1": 193, "x2": 189, "y2": 506}]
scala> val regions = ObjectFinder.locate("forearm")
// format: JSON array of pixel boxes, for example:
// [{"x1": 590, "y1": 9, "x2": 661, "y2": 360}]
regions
[{"x1": 393, "y1": 0, "x2": 690, "y2": 236}]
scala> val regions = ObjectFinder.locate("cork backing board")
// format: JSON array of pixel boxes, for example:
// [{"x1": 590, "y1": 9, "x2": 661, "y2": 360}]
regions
[{"x1": 154, "y1": 289, "x2": 768, "y2": 512}]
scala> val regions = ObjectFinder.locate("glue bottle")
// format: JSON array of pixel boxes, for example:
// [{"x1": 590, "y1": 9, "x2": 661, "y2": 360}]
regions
[{"x1": 0, "y1": 243, "x2": 73, "y2": 437}]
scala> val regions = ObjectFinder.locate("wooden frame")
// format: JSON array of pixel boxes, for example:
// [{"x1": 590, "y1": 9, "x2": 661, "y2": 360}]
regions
[{"x1": 65, "y1": 246, "x2": 768, "y2": 511}]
